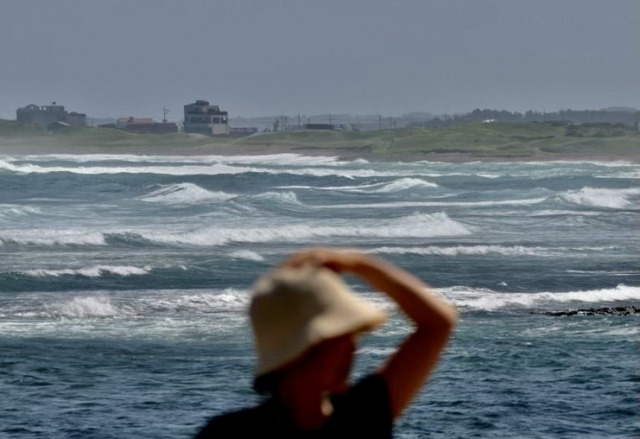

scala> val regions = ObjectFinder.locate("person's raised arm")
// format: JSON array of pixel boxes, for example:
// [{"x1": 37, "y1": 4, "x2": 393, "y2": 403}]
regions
[{"x1": 283, "y1": 247, "x2": 458, "y2": 419}]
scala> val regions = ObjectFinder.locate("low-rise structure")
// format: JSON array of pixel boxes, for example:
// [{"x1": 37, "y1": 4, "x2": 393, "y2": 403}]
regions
[
  {"x1": 16, "y1": 102, "x2": 86, "y2": 129},
  {"x1": 183, "y1": 100, "x2": 229, "y2": 135}
]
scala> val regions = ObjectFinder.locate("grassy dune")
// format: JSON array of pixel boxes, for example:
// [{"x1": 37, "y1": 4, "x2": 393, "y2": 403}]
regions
[
  {"x1": 1, "y1": 120, "x2": 639, "y2": 161},
  {"x1": 241, "y1": 122, "x2": 640, "y2": 160}
]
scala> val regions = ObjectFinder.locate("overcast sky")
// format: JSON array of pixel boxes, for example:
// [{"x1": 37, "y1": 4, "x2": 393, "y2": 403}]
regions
[{"x1": 1, "y1": 0, "x2": 638, "y2": 120}]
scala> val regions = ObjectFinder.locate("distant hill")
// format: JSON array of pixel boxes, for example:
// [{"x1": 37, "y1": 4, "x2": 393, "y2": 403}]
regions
[{"x1": 410, "y1": 108, "x2": 639, "y2": 129}]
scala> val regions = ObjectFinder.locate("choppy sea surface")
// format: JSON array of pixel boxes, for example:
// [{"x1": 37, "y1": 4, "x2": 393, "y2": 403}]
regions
[{"x1": 0, "y1": 153, "x2": 638, "y2": 438}]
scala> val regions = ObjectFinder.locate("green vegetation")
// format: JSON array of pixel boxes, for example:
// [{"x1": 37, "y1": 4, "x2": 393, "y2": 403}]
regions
[
  {"x1": 1, "y1": 120, "x2": 638, "y2": 161},
  {"x1": 241, "y1": 122, "x2": 640, "y2": 159}
]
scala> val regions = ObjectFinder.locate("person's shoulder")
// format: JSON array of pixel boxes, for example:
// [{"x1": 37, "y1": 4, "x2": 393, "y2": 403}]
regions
[
  {"x1": 347, "y1": 373, "x2": 389, "y2": 400},
  {"x1": 335, "y1": 373, "x2": 391, "y2": 418},
  {"x1": 193, "y1": 403, "x2": 273, "y2": 439},
  {"x1": 328, "y1": 374, "x2": 393, "y2": 438}
]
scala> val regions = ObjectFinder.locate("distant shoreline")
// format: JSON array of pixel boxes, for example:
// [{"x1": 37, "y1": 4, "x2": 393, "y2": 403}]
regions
[
  {"x1": 1, "y1": 140, "x2": 638, "y2": 164},
  {"x1": 1, "y1": 122, "x2": 639, "y2": 163}
]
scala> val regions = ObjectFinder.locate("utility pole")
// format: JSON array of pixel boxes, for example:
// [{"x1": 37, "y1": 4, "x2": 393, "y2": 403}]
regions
[
  {"x1": 162, "y1": 107, "x2": 169, "y2": 123},
  {"x1": 379, "y1": 115, "x2": 382, "y2": 131}
]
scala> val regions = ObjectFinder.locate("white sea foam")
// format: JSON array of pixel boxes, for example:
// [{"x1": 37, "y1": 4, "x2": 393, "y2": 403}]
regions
[
  {"x1": 368, "y1": 245, "x2": 552, "y2": 257},
  {"x1": 137, "y1": 289, "x2": 250, "y2": 314},
  {"x1": 138, "y1": 212, "x2": 470, "y2": 246},
  {"x1": 139, "y1": 183, "x2": 236, "y2": 204},
  {"x1": 0, "y1": 158, "x2": 487, "y2": 180},
  {"x1": 18, "y1": 153, "x2": 344, "y2": 166},
  {"x1": 0, "y1": 230, "x2": 106, "y2": 246},
  {"x1": 559, "y1": 187, "x2": 640, "y2": 209},
  {"x1": 22, "y1": 265, "x2": 152, "y2": 277},
  {"x1": 377, "y1": 178, "x2": 438, "y2": 191},
  {"x1": 4, "y1": 289, "x2": 251, "y2": 321},
  {"x1": 228, "y1": 250, "x2": 265, "y2": 261},
  {"x1": 0, "y1": 159, "x2": 252, "y2": 176},
  {"x1": 45, "y1": 296, "x2": 118, "y2": 318},
  {"x1": 442, "y1": 284, "x2": 640, "y2": 311},
  {"x1": 245, "y1": 191, "x2": 305, "y2": 207}
]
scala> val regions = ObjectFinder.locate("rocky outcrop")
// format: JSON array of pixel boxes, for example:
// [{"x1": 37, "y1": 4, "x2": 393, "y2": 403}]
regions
[{"x1": 540, "y1": 306, "x2": 640, "y2": 316}]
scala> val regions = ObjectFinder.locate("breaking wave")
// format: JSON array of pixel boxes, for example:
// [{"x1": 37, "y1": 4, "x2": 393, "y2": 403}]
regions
[
  {"x1": 369, "y1": 245, "x2": 552, "y2": 257},
  {"x1": 442, "y1": 284, "x2": 640, "y2": 311},
  {"x1": 0, "y1": 158, "x2": 493, "y2": 180},
  {"x1": 139, "y1": 183, "x2": 236, "y2": 204},
  {"x1": 7, "y1": 289, "x2": 250, "y2": 320},
  {"x1": 228, "y1": 250, "x2": 265, "y2": 261},
  {"x1": 45, "y1": 296, "x2": 119, "y2": 318},
  {"x1": 18, "y1": 153, "x2": 344, "y2": 166},
  {"x1": 0, "y1": 230, "x2": 107, "y2": 246},
  {"x1": 558, "y1": 187, "x2": 640, "y2": 209},
  {"x1": 136, "y1": 212, "x2": 470, "y2": 246},
  {"x1": 0, "y1": 212, "x2": 470, "y2": 249},
  {"x1": 20, "y1": 265, "x2": 152, "y2": 278},
  {"x1": 311, "y1": 178, "x2": 438, "y2": 193}
]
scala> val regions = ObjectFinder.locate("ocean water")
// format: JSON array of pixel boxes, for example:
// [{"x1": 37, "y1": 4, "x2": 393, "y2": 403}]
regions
[{"x1": 0, "y1": 153, "x2": 638, "y2": 438}]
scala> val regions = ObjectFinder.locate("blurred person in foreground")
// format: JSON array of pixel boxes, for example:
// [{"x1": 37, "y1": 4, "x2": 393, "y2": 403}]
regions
[{"x1": 194, "y1": 247, "x2": 458, "y2": 438}]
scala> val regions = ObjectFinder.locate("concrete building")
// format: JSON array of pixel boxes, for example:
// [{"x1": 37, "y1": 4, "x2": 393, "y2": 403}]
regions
[
  {"x1": 183, "y1": 100, "x2": 229, "y2": 135},
  {"x1": 16, "y1": 102, "x2": 86, "y2": 129}
]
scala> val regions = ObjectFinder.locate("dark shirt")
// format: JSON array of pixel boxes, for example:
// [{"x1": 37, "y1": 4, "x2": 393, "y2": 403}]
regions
[{"x1": 194, "y1": 374, "x2": 393, "y2": 439}]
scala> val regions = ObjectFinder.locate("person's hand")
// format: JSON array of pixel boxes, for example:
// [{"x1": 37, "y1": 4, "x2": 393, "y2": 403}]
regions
[{"x1": 280, "y1": 247, "x2": 363, "y2": 273}]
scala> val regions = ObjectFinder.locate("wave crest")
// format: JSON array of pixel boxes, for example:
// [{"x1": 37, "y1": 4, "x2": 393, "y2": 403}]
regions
[
  {"x1": 559, "y1": 187, "x2": 639, "y2": 209},
  {"x1": 137, "y1": 212, "x2": 470, "y2": 246},
  {"x1": 45, "y1": 296, "x2": 118, "y2": 318},
  {"x1": 139, "y1": 183, "x2": 236, "y2": 204},
  {"x1": 21, "y1": 265, "x2": 151, "y2": 278},
  {"x1": 369, "y1": 245, "x2": 549, "y2": 257},
  {"x1": 0, "y1": 230, "x2": 106, "y2": 246},
  {"x1": 442, "y1": 284, "x2": 640, "y2": 311}
]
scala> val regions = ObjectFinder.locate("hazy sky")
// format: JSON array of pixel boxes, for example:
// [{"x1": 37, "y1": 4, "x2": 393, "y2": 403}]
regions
[{"x1": 1, "y1": 0, "x2": 638, "y2": 120}]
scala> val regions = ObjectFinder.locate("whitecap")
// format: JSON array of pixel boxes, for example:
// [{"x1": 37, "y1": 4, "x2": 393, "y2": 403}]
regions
[
  {"x1": 558, "y1": 187, "x2": 639, "y2": 209},
  {"x1": 441, "y1": 284, "x2": 640, "y2": 311},
  {"x1": 139, "y1": 183, "x2": 236, "y2": 204},
  {"x1": 45, "y1": 296, "x2": 118, "y2": 318},
  {"x1": 18, "y1": 153, "x2": 343, "y2": 166},
  {"x1": 368, "y1": 245, "x2": 551, "y2": 257},
  {"x1": 0, "y1": 230, "x2": 107, "y2": 246},
  {"x1": 136, "y1": 212, "x2": 470, "y2": 246},
  {"x1": 22, "y1": 265, "x2": 152, "y2": 277},
  {"x1": 136, "y1": 289, "x2": 250, "y2": 314},
  {"x1": 228, "y1": 250, "x2": 265, "y2": 261}
]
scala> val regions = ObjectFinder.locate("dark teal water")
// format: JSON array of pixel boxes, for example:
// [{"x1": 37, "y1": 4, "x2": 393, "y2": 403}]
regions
[{"x1": 1, "y1": 154, "x2": 638, "y2": 438}]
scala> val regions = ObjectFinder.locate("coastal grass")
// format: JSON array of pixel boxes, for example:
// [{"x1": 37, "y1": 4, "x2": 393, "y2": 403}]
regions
[
  {"x1": 239, "y1": 122, "x2": 640, "y2": 159},
  {"x1": 1, "y1": 120, "x2": 639, "y2": 160}
]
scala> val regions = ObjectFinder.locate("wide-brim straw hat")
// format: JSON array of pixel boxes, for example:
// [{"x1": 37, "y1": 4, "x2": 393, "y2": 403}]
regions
[{"x1": 250, "y1": 265, "x2": 387, "y2": 377}]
